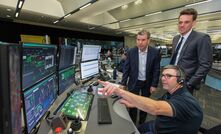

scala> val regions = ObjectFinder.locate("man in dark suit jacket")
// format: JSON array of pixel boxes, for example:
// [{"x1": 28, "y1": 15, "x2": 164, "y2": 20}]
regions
[
  {"x1": 121, "y1": 30, "x2": 160, "y2": 125},
  {"x1": 170, "y1": 8, "x2": 213, "y2": 94}
]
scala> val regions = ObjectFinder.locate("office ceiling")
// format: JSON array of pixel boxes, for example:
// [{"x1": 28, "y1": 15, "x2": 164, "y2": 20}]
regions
[{"x1": 1, "y1": 0, "x2": 221, "y2": 43}]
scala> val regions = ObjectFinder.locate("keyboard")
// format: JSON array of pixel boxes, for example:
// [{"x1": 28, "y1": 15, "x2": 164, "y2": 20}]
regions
[{"x1": 97, "y1": 97, "x2": 112, "y2": 124}]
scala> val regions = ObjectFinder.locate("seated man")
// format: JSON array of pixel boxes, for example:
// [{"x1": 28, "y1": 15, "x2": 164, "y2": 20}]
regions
[
  {"x1": 98, "y1": 65, "x2": 203, "y2": 134},
  {"x1": 117, "y1": 52, "x2": 127, "y2": 73}
]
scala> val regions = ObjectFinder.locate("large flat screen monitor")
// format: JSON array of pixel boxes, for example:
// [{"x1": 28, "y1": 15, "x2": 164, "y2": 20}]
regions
[
  {"x1": 0, "y1": 43, "x2": 22, "y2": 134},
  {"x1": 22, "y1": 43, "x2": 57, "y2": 90},
  {"x1": 22, "y1": 74, "x2": 57, "y2": 134},
  {"x1": 58, "y1": 66, "x2": 75, "y2": 94},
  {"x1": 58, "y1": 45, "x2": 77, "y2": 70},
  {"x1": 80, "y1": 60, "x2": 99, "y2": 80},
  {"x1": 81, "y1": 45, "x2": 100, "y2": 62}
]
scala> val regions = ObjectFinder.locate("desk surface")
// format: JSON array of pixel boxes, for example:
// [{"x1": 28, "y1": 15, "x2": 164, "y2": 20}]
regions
[
  {"x1": 85, "y1": 93, "x2": 139, "y2": 134},
  {"x1": 37, "y1": 85, "x2": 139, "y2": 134}
]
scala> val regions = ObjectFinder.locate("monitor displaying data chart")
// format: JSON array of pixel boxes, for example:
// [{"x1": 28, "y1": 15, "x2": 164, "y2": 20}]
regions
[
  {"x1": 58, "y1": 66, "x2": 75, "y2": 94},
  {"x1": 81, "y1": 45, "x2": 101, "y2": 62},
  {"x1": 80, "y1": 60, "x2": 99, "y2": 80},
  {"x1": 22, "y1": 43, "x2": 57, "y2": 90},
  {"x1": 22, "y1": 75, "x2": 57, "y2": 134}
]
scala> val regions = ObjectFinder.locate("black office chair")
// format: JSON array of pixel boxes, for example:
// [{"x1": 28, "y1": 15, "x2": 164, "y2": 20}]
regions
[{"x1": 199, "y1": 124, "x2": 221, "y2": 134}]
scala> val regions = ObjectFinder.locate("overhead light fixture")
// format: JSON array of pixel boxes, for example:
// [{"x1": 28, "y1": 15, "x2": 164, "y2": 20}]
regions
[
  {"x1": 134, "y1": 0, "x2": 143, "y2": 5},
  {"x1": 120, "y1": 19, "x2": 131, "y2": 23},
  {"x1": 64, "y1": 13, "x2": 71, "y2": 18},
  {"x1": 6, "y1": 8, "x2": 11, "y2": 12},
  {"x1": 145, "y1": 11, "x2": 162, "y2": 17},
  {"x1": 14, "y1": 0, "x2": 25, "y2": 18},
  {"x1": 54, "y1": 0, "x2": 97, "y2": 24},
  {"x1": 15, "y1": 12, "x2": 19, "y2": 18},
  {"x1": 89, "y1": 27, "x2": 95, "y2": 30},
  {"x1": 185, "y1": 0, "x2": 212, "y2": 7},
  {"x1": 80, "y1": 3, "x2": 92, "y2": 10},
  {"x1": 121, "y1": 5, "x2": 128, "y2": 9},
  {"x1": 53, "y1": 20, "x2": 59, "y2": 24},
  {"x1": 18, "y1": 1, "x2": 24, "y2": 8}
]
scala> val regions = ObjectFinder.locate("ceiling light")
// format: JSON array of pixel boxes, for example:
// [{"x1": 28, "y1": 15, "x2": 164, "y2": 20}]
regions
[
  {"x1": 120, "y1": 19, "x2": 131, "y2": 23},
  {"x1": 80, "y1": 3, "x2": 92, "y2": 10},
  {"x1": 6, "y1": 8, "x2": 11, "y2": 12},
  {"x1": 89, "y1": 27, "x2": 95, "y2": 30},
  {"x1": 145, "y1": 11, "x2": 162, "y2": 17},
  {"x1": 64, "y1": 13, "x2": 71, "y2": 18},
  {"x1": 14, "y1": 0, "x2": 25, "y2": 18},
  {"x1": 15, "y1": 12, "x2": 19, "y2": 18},
  {"x1": 53, "y1": 20, "x2": 59, "y2": 24},
  {"x1": 121, "y1": 5, "x2": 128, "y2": 9},
  {"x1": 54, "y1": 0, "x2": 97, "y2": 24},
  {"x1": 185, "y1": 0, "x2": 212, "y2": 7},
  {"x1": 18, "y1": 1, "x2": 24, "y2": 8},
  {"x1": 134, "y1": 0, "x2": 143, "y2": 5}
]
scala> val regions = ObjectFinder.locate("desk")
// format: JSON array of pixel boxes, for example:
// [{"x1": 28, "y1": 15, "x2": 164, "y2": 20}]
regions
[
  {"x1": 85, "y1": 89, "x2": 139, "y2": 134},
  {"x1": 37, "y1": 86, "x2": 139, "y2": 134}
]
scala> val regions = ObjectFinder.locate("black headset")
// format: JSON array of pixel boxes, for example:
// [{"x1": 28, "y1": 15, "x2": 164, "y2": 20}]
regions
[
  {"x1": 176, "y1": 66, "x2": 185, "y2": 84},
  {"x1": 163, "y1": 65, "x2": 185, "y2": 84}
]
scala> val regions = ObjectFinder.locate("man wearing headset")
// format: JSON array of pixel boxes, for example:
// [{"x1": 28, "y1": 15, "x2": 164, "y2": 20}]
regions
[{"x1": 98, "y1": 65, "x2": 203, "y2": 134}]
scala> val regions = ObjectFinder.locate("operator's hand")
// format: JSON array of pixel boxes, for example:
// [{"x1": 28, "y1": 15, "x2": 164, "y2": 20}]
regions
[{"x1": 98, "y1": 79, "x2": 120, "y2": 96}]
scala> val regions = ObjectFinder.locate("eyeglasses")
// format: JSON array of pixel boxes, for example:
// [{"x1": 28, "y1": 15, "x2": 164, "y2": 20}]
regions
[{"x1": 161, "y1": 74, "x2": 179, "y2": 79}]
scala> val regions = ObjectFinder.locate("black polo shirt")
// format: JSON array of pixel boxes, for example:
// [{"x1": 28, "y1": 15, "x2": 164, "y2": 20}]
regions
[{"x1": 155, "y1": 87, "x2": 203, "y2": 134}]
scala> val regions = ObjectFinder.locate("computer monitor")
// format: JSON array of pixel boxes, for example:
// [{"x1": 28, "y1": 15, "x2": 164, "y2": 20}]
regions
[
  {"x1": 81, "y1": 45, "x2": 101, "y2": 62},
  {"x1": 22, "y1": 43, "x2": 57, "y2": 90},
  {"x1": 58, "y1": 66, "x2": 75, "y2": 94},
  {"x1": 0, "y1": 43, "x2": 22, "y2": 134},
  {"x1": 22, "y1": 74, "x2": 57, "y2": 134},
  {"x1": 58, "y1": 45, "x2": 77, "y2": 70},
  {"x1": 80, "y1": 60, "x2": 99, "y2": 80}
]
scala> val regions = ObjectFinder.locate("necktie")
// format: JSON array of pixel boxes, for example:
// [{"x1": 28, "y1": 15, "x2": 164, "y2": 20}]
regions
[{"x1": 170, "y1": 37, "x2": 184, "y2": 65}]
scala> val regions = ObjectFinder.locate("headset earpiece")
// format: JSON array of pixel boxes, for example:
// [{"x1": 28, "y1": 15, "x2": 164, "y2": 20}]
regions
[{"x1": 176, "y1": 67, "x2": 185, "y2": 84}]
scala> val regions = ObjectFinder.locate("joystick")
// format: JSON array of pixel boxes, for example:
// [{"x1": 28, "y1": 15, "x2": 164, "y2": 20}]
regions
[
  {"x1": 87, "y1": 85, "x2": 93, "y2": 92},
  {"x1": 70, "y1": 117, "x2": 82, "y2": 131}
]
